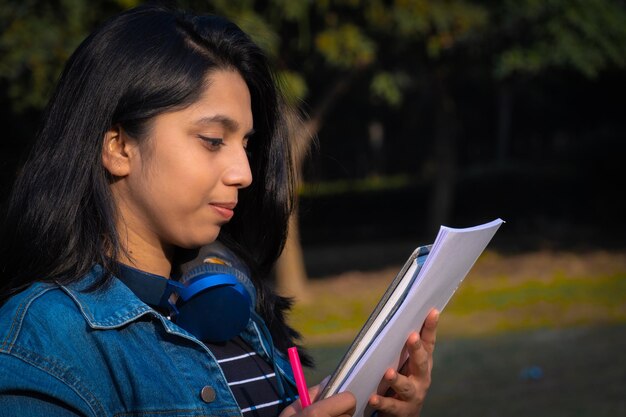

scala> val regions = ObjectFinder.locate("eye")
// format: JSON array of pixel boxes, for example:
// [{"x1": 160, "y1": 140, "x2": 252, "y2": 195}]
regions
[
  {"x1": 243, "y1": 137, "x2": 253, "y2": 159},
  {"x1": 198, "y1": 135, "x2": 224, "y2": 151}
]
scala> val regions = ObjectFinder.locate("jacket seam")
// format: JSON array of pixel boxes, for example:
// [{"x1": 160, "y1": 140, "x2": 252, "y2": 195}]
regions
[
  {"x1": 153, "y1": 319, "x2": 212, "y2": 411},
  {"x1": 155, "y1": 315, "x2": 242, "y2": 413},
  {"x1": 59, "y1": 284, "x2": 154, "y2": 328},
  {"x1": 0, "y1": 284, "x2": 56, "y2": 352},
  {"x1": 2, "y1": 345, "x2": 105, "y2": 417}
]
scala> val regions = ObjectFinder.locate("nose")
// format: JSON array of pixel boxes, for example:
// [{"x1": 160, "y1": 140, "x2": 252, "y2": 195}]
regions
[{"x1": 223, "y1": 146, "x2": 253, "y2": 189}]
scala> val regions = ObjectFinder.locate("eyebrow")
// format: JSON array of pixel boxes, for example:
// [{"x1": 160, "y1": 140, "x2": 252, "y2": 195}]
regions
[{"x1": 194, "y1": 115, "x2": 255, "y2": 137}]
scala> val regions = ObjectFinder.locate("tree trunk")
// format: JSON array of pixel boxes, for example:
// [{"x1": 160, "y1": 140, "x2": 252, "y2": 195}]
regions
[
  {"x1": 274, "y1": 210, "x2": 309, "y2": 301},
  {"x1": 274, "y1": 72, "x2": 360, "y2": 300},
  {"x1": 274, "y1": 111, "x2": 315, "y2": 302},
  {"x1": 428, "y1": 68, "x2": 458, "y2": 232}
]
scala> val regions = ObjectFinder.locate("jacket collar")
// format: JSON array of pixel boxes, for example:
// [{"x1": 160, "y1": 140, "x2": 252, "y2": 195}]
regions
[
  {"x1": 59, "y1": 265, "x2": 296, "y2": 387},
  {"x1": 60, "y1": 264, "x2": 156, "y2": 329},
  {"x1": 59, "y1": 264, "x2": 257, "y2": 334}
]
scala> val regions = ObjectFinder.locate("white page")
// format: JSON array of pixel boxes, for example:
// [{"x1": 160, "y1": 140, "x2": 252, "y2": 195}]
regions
[
  {"x1": 323, "y1": 258, "x2": 421, "y2": 391},
  {"x1": 331, "y1": 218, "x2": 503, "y2": 417}
]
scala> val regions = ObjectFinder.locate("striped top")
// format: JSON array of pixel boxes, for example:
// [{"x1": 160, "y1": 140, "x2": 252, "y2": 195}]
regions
[{"x1": 206, "y1": 336, "x2": 293, "y2": 417}]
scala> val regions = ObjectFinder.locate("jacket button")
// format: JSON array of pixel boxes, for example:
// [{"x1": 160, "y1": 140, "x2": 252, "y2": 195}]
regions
[{"x1": 200, "y1": 386, "x2": 216, "y2": 403}]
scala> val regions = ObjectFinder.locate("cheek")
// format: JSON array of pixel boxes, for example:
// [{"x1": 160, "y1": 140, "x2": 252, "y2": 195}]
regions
[
  {"x1": 127, "y1": 139, "x2": 222, "y2": 227},
  {"x1": 152, "y1": 153, "x2": 220, "y2": 209}
]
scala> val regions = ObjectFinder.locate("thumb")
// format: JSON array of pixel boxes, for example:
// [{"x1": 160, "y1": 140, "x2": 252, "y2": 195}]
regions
[
  {"x1": 308, "y1": 384, "x2": 322, "y2": 402},
  {"x1": 311, "y1": 375, "x2": 331, "y2": 401}
]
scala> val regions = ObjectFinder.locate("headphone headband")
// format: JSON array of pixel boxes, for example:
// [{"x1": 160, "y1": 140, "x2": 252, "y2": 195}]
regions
[{"x1": 115, "y1": 243, "x2": 256, "y2": 342}]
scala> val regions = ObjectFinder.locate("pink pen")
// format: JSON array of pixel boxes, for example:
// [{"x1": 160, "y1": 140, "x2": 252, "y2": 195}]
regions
[{"x1": 288, "y1": 347, "x2": 312, "y2": 408}]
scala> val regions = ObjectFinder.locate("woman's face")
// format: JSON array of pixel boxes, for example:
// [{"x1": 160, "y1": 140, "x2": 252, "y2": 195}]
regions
[{"x1": 112, "y1": 69, "x2": 254, "y2": 258}]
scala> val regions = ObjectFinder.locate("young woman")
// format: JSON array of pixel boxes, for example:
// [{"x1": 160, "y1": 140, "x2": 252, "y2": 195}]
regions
[{"x1": 0, "y1": 4, "x2": 438, "y2": 417}]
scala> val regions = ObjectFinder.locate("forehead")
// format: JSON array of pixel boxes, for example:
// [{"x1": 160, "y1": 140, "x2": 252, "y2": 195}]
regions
[
  {"x1": 140, "y1": 70, "x2": 254, "y2": 142},
  {"x1": 191, "y1": 69, "x2": 253, "y2": 126},
  {"x1": 151, "y1": 70, "x2": 253, "y2": 131}
]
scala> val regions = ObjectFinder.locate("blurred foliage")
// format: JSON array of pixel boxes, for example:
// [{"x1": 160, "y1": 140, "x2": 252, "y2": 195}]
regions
[
  {"x1": 2, "y1": 0, "x2": 625, "y2": 111},
  {"x1": 0, "y1": 0, "x2": 140, "y2": 111},
  {"x1": 493, "y1": 0, "x2": 626, "y2": 78},
  {"x1": 276, "y1": 69, "x2": 309, "y2": 106},
  {"x1": 370, "y1": 71, "x2": 410, "y2": 107},
  {"x1": 315, "y1": 23, "x2": 376, "y2": 68},
  {"x1": 3, "y1": 0, "x2": 625, "y2": 239}
]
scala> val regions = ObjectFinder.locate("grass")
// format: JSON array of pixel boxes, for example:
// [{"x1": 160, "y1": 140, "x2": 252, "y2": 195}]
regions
[
  {"x1": 308, "y1": 324, "x2": 626, "y2": 416},
  {"x1": 289, "y1": 249, "x2": 626, "y2": 416},
  {"x1": 423, "y1": 324, "x2": 626, "y2": 417},
  {"x1": 290, "y1": 250, "x2": 626, "y2": 343}
]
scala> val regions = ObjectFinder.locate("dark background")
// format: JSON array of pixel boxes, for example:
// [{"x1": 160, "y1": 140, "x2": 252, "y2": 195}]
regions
[
  {"x1": 1, "y1": 0, "x2": 625, "y2": 268},
  {"x1": 299, "y1": 68, "x2": 626, "y2": 250}
]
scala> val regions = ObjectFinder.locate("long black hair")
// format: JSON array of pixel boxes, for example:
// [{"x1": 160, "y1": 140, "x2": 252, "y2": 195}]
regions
[{"x1": 0, "y1": 4, "x2": 305, "y2": 356}]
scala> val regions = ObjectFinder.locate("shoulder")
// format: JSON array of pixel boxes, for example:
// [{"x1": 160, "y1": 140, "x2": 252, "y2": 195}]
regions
[
  {"x1": 0, "y1": 264, "x2": 150, "y2": 356},
  {"x1": 0, "y1": 281, "x2": 101, "y2": 416},
  {"x1": 0, "y1": 280, "x2": 90, "y2": 348},
  {"x1": 0, "y1": 281, "x2": 77, "y2": 349}
]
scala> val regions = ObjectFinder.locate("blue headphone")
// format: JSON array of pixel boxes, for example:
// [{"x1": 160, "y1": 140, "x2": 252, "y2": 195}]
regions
[
  {"x1": 116, "y1": 242, "x2": 294, "y2": 402},
  {"x1": 116, "y1": 242, "x2": 256, "y2": 343}
]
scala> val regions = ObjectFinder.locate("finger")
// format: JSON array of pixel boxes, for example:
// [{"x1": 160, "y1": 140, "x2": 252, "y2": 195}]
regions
[
  {"x1": 368, "y1": 393, "x2": 408, "y2": 416},
  {"x1": 309, "y1": 391, "x2": 356, "y2": 417},
  {"x1": 406, "y1": 332, "x2": 430, "y2": 379},
  {"x1": 282, "y1": 387, "x2": 352, "y2": 417},
  {"x1": 382, "y1": 368, "x2": 415, "y2": 401},
  {"x1": 318, "y1": 375, "x2": 331, "y2": 393},
  {"x1": 419, "y1": 309, "x2": 439, "y2": 354},
  {"x1": 308, "y1": 383, "x2": 323, "y2": 402}
]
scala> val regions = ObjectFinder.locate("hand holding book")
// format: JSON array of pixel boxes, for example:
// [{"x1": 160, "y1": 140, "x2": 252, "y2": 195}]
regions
[
  {"x1": 320, "y1": 218, "x2": 504, "y2": 417},
  {"x1": 367, "y1": 308, "x2": 439, "y2": 417}
]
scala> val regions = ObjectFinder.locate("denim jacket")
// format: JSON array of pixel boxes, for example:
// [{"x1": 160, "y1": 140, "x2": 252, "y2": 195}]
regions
[{"x1": 0, "y1": 265, "x2": 296, "y2": 416}]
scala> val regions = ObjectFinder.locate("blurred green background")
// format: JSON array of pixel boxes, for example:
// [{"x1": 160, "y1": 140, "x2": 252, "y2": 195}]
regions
[
  {"x1": 1, "y1": 1, "x2": 625, "y2": 415},
  {"x1": 293, "y1": 251, "x2": 626, "y2": 416}
]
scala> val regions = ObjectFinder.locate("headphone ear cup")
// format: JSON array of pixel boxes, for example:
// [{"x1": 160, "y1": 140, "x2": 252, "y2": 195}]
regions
[
  {"x1": 115, "y1": 256, "x2": 255, "y2": 342},
  {"x1": 175, "y1": 264, "x2": 254, "y2": 342},
  {"x1": 176, "y1": 284, "x2": 251, "y2": 342}
]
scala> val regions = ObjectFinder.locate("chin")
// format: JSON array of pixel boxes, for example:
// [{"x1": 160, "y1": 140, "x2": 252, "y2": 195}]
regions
[
  {"x1": 185, "y1": 231, "x2": 221, "y2": 249},
  {"x1": 171, "y1": 224, "x2": 223, "y2": 249}
]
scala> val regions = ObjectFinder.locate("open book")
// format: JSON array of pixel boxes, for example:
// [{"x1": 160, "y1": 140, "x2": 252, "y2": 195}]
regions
[{"x1": 319, "y1": 218, "x2": 504, "y2": 417}]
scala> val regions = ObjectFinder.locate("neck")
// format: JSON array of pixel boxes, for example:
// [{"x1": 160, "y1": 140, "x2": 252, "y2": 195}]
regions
[
  {"x1": 117, "y1": 248, "x2": 172, "y2": 278},
  {"x1": 116, "y1": 221, "x2": 173, "y2": 278}
]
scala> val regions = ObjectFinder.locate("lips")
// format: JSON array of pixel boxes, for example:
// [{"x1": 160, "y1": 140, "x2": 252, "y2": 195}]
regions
[{"x1": 210, "y1": 202, "x2": 236, "y2": 220}]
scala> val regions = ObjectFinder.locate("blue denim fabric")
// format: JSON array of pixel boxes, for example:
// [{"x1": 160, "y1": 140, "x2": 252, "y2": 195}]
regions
[{"x1": 0, "y1": 265, "x2": 296, "y2": 416}]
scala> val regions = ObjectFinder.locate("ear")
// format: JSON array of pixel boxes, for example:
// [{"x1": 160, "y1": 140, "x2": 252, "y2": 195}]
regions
[{"x1": 102, "y1": 125, "x2": 134, "y2": 177}]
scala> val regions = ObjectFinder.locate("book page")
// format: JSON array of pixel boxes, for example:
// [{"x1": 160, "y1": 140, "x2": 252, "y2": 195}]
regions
[
  {"x1": 323, "y1": 218, "x2": 503, "y2": 417},
  {"x1": 321, "y1": 246, "x2": 431, "y2": 398}
]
